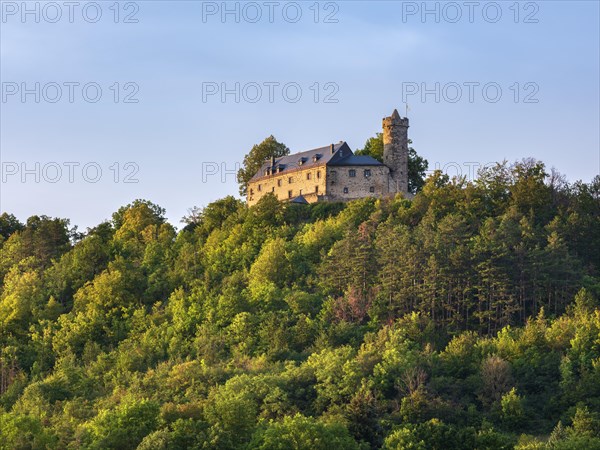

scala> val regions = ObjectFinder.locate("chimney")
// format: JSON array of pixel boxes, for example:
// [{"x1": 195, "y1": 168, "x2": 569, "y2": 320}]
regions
[
  {"x1": 330, "y1": 143, "x2": 335, "y2": 154},
  {"x1": 271, "y1": 156, "x2": 276, "y2": 167}
]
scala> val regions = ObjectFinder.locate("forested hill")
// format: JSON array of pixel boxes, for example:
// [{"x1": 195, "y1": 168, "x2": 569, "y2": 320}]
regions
[{"x1": 1, "y1": 160, "x2": 599, "y2": 449}]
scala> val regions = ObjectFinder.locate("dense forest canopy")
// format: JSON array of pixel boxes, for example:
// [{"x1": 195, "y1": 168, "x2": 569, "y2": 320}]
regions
[{"x1": 1, "y1": 159, "x2": 599, "y2": 449}]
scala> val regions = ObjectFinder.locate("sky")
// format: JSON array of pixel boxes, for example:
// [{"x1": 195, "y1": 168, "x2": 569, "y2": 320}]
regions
[{"x1": 1, "y1": 0, "x2": 599, "y2": 230}]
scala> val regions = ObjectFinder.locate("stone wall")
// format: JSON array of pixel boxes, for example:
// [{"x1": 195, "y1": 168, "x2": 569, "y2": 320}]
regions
[
  {"x1": 325, "y1": 165, "x2": 391, "y2": 201},
  {"x1": 382, "y1": 112, "x2": 409, "y2": 193},
  {"x1": 247, "y1": 165, "x2": 327, "y2": 206}
]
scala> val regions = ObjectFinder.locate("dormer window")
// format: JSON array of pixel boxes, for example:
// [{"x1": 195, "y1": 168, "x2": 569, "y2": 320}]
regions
[
  {"x1": 298, "y1": 157, "x2": 306, "y2": 166},
  {"x1": 312, "y1": 154, "x2": 321, "y2": 162}
]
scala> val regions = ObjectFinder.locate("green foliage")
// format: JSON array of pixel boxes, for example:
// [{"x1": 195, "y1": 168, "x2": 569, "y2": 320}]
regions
[
  {"x1": 0, "y1": 411, "x2": 57, "y2": 449},
  {"x1": 81, "y1": 397, "x2": 159, "y2": 449},
  {"x1": 0, "y1": 162, "x2": 598, "y2": 449},
  {"x1": 382, "y1": 419, "x2": 514, "y2": 450},
  {"x1": 0, "y1": 213, "x2": 24, "y2": 240},
  {"x1": 501, "y1": 387, "x2": 524, "y2": 430},
  {"x1": 355, "y1": 132, "x2": 384, "y2": 161},
  {"x1": 137, "y1": 419, "x2": 208, "y2": 450},
  {"x1": 237, "y1": 136, "x2": 290, "y2": 196},
  {"x1": 249, "y1": 413, "x2": 360, "y2": 450},
  {"x1": 355, "y1": 133, "x2": 428, "y2": 193}
]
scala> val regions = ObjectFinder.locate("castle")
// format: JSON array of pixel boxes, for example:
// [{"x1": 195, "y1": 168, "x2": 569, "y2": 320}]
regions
[{"x1": 247, "y1": 109, "x2": 410, "y2": 206}]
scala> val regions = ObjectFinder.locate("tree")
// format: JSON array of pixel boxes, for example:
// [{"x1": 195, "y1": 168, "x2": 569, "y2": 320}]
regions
[
  {"x1": 181, "y1": 196, "x2": 244, "y2": 237},
  {"x1": 0, "y1": 215, "x2": 71, "y2": 280},
  {"x1": 0, "y1": 412, "x2": 57, "y2": 449},
  {"x1": 249, "y1": 414, "x2": 359, "y2": 450},
  {"x1": 0, "y1": 257, "x2": 46, "y2": 335},
  {"x1": 0, "y1": 213, "x2": 23, "y2": 240},
  {"x1": 407, "y1": 146, "x2": 429, "y2": 193},
  {"x1": 82, "y1": 398, "x2": 159, "y2": 449},
  {"x1": 355, "y1": 133, "x2": 384, "y2": 161},
  {"x1": 320, "y1": 220, "x2": 377, "y2": 297},
  {"x1": 509, "y1": 159, "x2": 552, "y2": 225},
  {"x1": 501, "y1": 387, "x2": 524, "y2": 430},
  {"x1": 237, "y1": 136, "x2": 290, "y2": 196},
  {"x1": 111, "y1": 199, "x2": 166, "y2": 231},
  {"x1": 479, "y1": 355, "x2": 513, "y2": 406},
  {"x1": 1, "y1": 160, "x2": 599, "y2": 450},
  {"x1": 570, "y1": 405, "x2": 600, "y2": 437}
]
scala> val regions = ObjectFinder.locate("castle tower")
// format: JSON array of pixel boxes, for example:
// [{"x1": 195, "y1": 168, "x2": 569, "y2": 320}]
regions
[{"x1": 382, "y1": 109, "x2": 409, "y2": 193}]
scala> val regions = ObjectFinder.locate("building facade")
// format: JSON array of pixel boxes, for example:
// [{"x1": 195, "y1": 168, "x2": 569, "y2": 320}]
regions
[{"x1": 247, "y1": 109, "x2": 410, "y2": 206}]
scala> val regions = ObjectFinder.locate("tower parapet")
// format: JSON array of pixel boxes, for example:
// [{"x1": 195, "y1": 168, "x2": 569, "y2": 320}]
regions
[{"x1": 382, "y1": 109, "x2": 409, "y2": 193}]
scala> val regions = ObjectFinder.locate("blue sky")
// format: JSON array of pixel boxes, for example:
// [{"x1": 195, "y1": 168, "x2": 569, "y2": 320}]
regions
[{"x1": 1, "y1": 1, "x2": 599, "y2": 229}]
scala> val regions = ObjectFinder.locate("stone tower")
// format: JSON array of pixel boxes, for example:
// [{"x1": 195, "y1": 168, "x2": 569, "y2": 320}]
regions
[{"x1": 382, "y1": 109, "x2": 409, "y2": 193}]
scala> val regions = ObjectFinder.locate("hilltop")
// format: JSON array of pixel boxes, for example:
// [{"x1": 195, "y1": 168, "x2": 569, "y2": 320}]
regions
[{"x1": 0, "y1": 160, "x2": 599, "y2": 449}]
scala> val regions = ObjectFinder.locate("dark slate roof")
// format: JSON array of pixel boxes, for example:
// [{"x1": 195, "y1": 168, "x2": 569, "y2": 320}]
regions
[
  {"x1": 290, "y1": 195, "x2": 309, "y2": 204},
  {"x1": 250, "y1": 142, "x2": 352, "y2": 182},
  {"x1": 328, "y1": 154, "x2": 384, "y2": 166}
]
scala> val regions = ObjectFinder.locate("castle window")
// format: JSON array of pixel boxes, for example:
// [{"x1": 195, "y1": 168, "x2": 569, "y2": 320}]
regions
[
  {"x1": 315, "y1": 186, "x2": 319, "y2": 194},
  {"x1": 272, "y1": 187, "x2": 275, "y2": 192},
  {"x1": 288, "y1": 190, "x2": 293, "y2": 198},
  {"x1": 317, "y1": 171, "x2": 321, "y2": 179},
  {"x1": 258, "y1": 184, "x2": 262, "y2": 191},
  {"x1": 277, "y1": 179, "x2": 282, "y2": 187},
  {"x1": 250, "y1": 188, "x2": 254, "y2": 195},
  {"x1": 349, "y1": 169, "x2": 356, "y2": 177},
  {"x1": 299, "y1": 189, "x2": 303, "y2": 195},
  {"x1": 307, "y1": 172, "x2": 311, "y2": 180},
  {"x1": 343, "y1": 187, "x2": 349, "y2": 194},
  {"x1": 288, "y1": 177, "x2": 293, "y2": 184},
  {"x1": 369, "y1": 186, "x2": 375, "y2": 193},
  {"x1": 364, "y1": 169, "x2": 371, "y2": 177}
]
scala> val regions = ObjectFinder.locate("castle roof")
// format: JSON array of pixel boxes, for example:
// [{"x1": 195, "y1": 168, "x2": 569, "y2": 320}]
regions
[
  {"x1": 250, "y1": 141, "x2": 349, "y2": 181},
  {"x1": 290, "y1": 195, "x2": 309, "y2": 204},
  {"x1": 250, "y1": 141, "x2": 383, "y2": 182},
  {"x1": 328, "y1": 154, "x2": 383, "y2": 166}
]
